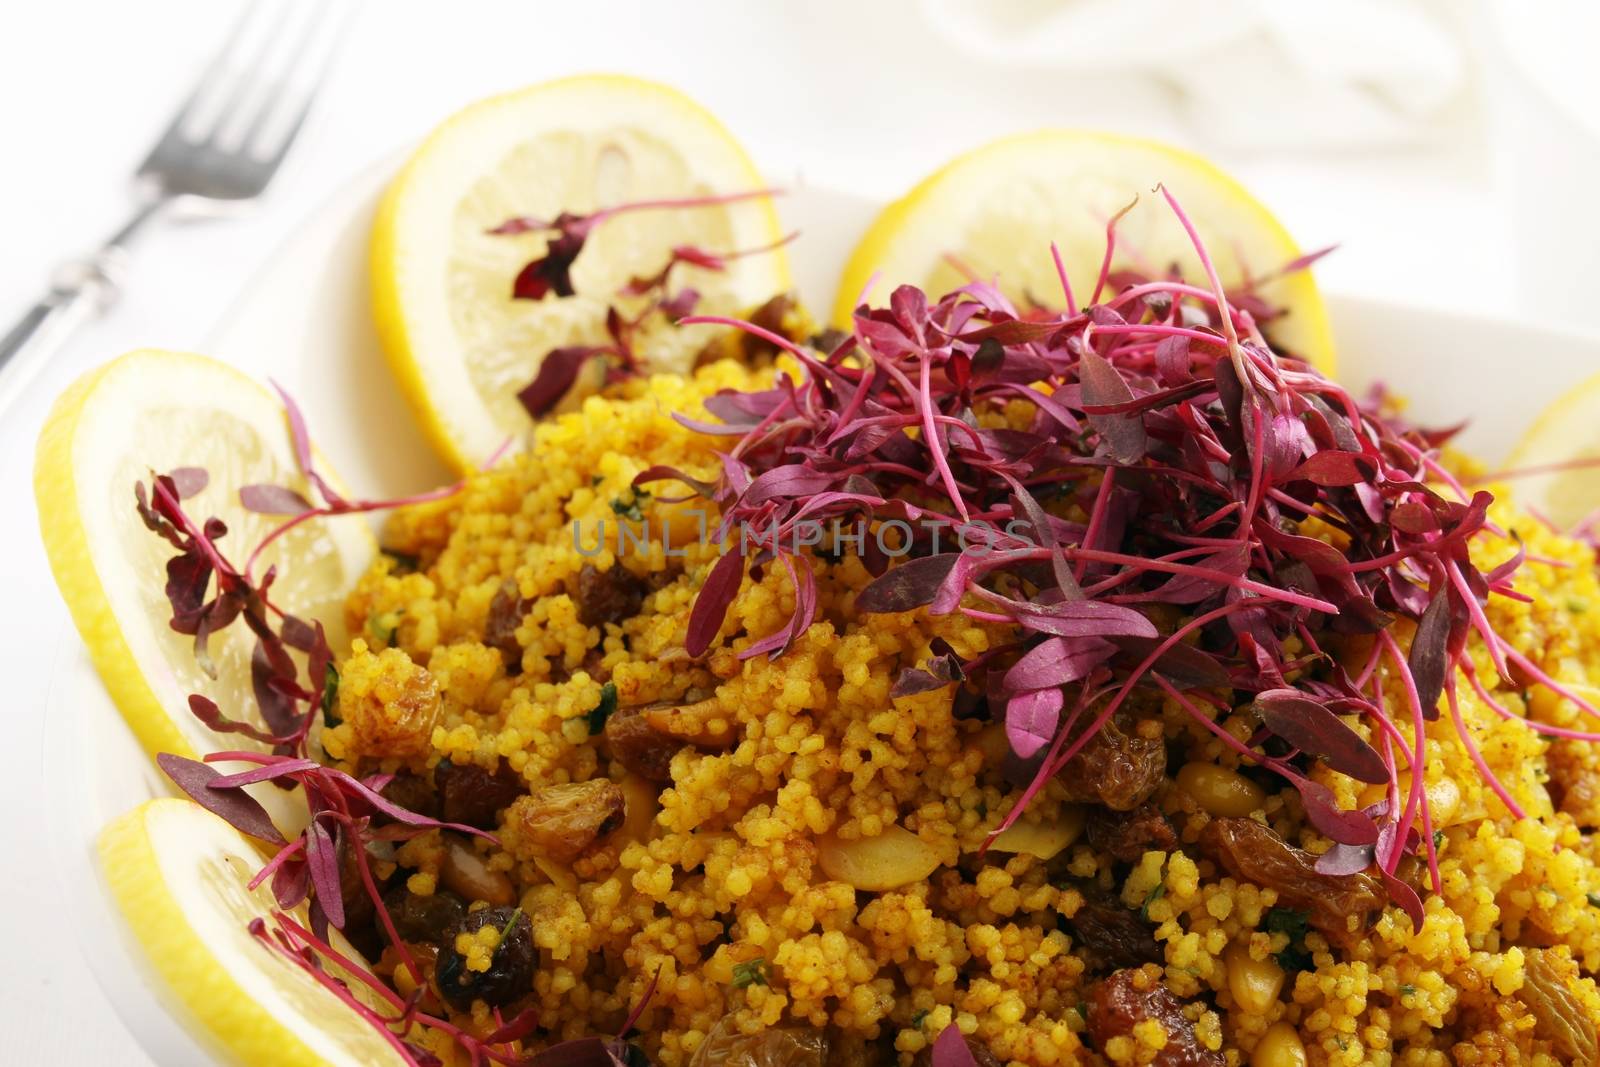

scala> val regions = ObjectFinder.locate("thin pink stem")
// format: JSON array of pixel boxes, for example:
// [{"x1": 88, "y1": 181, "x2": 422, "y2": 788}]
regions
[
  {"x1": 1465, "y1": 659, "x2": 1600, "y2": 740},
  {"x1": 1156, "y1": 185, "x2": 1242, "y2": 363},
  {"x1": 1090, "y1": 196, "x2": 1140, "y2": 306},
  {"x1": 1447, "y1": 673, "x2": 1526, "y2": 819},
  {"x1": 588, "y1": 188, "x2": 781, "y2": 226},
  {"x1": 1499, "y1": 643, "x2": 1600, "y2": 722},
  {"x1": 1379, "y1": 631, "x2": 1429, "y2": 873},
  {"x1": 1049, "y1": 242, "x2": 1078, "y2": 317}
]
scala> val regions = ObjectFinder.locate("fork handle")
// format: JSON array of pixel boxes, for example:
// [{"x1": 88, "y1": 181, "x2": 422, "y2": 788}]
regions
[{"x1": 0, "y1": 199, "x2": 167, "y2": 409}]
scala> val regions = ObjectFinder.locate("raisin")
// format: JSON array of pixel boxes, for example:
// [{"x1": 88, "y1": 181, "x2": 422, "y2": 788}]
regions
[
  {"x1": 484, "y1": 580, "x2": 528, "y2": 671},
  {"x1": 1056, "y1": 709, "x2": 1166, "y2": 811},
  {"x1": 435, "y1": 905, "x2": 535, "y2": 1010},
  {"x1": 689, "y1": 1018, "x2": 829, "y2": 1067},
  {"x1": 378, "y1": 771, "x2": 438, "y2": 820},
  {"x1": 337, "y1": 835, "x2": 377, "y2": 939},
  {"x1": 743, "y1": 293, "x2": 798, "y2": 360},
  {"x1": 1088, "y1": 968, "x2": 1224, "y2": 1067},
  {"x1": 435, "y1": 759, "x2": 525, "y2": 829},
  {"x1": 381, "y1": 888, "x2": 466, "y2": 946},
  {"x1": 507, "y1": 780, "x2": 626, "y2": 863},
  {"x1": 604, "y1": 707, "x2": 684, "y2": 783},
  {"x1": 576, "y1": 563, "x2": 646, "y2": 627},
  {"x1": 1069, "y1": 893, "x2": 1163, "y2": 971},
  {"x1": 1200, "y1": 818, "x2": 1386, "y2": 940},
  {"x1": 1519, "y1": 948, "x2": 1600, "y2": 1065},
  {"x1": 1085, "y1": 802, "x2": 1178, "y2": 863}
]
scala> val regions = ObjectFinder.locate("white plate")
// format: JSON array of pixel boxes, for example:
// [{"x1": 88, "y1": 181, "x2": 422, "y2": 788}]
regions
[{"x1": 47, "y1": 159, "x2": 1600, "y2": 1066}]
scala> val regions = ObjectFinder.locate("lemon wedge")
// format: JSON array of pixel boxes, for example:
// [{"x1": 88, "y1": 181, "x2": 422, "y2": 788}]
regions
[
  {"x1": 834, "y1": 130, "x2": 1335, "y2": 373},
  {"x1": 371, "y1": 74, "x2": 791, "y2": 471},
  {"x1": 100, "y1": 798, "x2": 405, "y2": 1067},
  {"x1": 1504, "y1": 369, "x2": 1600, "y2": 530},
  {"x1": 35, "y1": 349, "x2": 374, "y2": 761}
]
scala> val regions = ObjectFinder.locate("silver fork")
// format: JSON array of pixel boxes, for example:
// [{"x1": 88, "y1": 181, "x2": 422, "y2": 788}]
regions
[{"x1": 0, "y1": 0, "x2": 353, "y2": 409}]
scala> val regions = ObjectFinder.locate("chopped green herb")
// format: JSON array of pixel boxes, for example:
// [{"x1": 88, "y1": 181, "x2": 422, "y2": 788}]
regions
[
  {"x1": 1140, "y1": 883, "x2": 1166, "y2": 921},
  {"x1": 911, "y1": 1009, "x2": 929, "y2": 1028},
  {"x1": 366, "y1": 609, "x2": 403, "y2": 648},
  {"x1": 1398, "y1": 983, "x2": 1417, "y2": 997},
  {"x1": 731, "y1": 957, "x2": 769, "y2": 989},
  {"x1": 1140, "y1": 860, "x2": 1169, "y2": 921},
  {"x1": 320, "y1": 663, "x2": 341, "y2": 728},
  {"x1": 382, "y1": 550, "x2": 421, "y2": 575},
  {"x1": 1586, "y1": 892, "x2": 1600, "y2": 908},
  {"x1": 497, "y1": 906, "x2": 523, "y2": 946},
  {"x1": 611, "y1": 489, "x2": 651, "y2": 522},
  {"x1": 1265, "y1": 907, "x2": 1313, "y2": 972},
  {"x1": 1569, "y1": 597, "x2": 1590, "y2": 615},
  {"x1": 1432, "y1": 829, "x2": 1445, "y2": 850},
  {"x1": 585, "y1": 682, "x2": 619, "y2": 735}
]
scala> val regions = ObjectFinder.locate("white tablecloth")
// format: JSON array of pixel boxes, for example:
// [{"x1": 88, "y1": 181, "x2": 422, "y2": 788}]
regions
[{"x1": 0, "y1": 0, "x2": 1566, "y2": 1061}]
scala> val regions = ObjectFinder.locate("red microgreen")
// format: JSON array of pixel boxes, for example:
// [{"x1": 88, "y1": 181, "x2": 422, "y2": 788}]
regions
[
  {"x1": 495, "y1": 191, "x2": 791, "y2": 419},
  {"x1": 654, "y1": 188, "x2": 1582, "y2": 929}
]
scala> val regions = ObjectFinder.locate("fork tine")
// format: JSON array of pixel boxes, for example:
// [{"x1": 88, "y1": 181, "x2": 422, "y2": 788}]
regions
[
  {"x1": 248, "y1": 0, "x2": 357, "y2": 168},
  {"x1": 138, "y1": 2, "x2": 264, "y2": 163},
  {"x1": 196, "y1": 0, "x2": 300, "y2": 149}
]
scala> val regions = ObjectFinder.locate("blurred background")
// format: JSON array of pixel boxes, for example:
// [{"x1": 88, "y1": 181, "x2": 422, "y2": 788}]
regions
[{"x1": 1, "y1": 0, "x2": 1596, "y2": 1060}]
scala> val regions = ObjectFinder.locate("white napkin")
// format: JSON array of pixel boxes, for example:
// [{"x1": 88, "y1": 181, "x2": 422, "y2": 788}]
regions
[{"x1": 919, "y1": 0, "x2": 1467, "y2": 150}]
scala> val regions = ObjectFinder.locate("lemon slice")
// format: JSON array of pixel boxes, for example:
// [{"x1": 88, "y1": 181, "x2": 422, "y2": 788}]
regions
[
  {"x1": 371, "y1": 74, "x2": 791, "y2": 470},
  {"x1": 35, "y1": 349, "x2": 375, "y2": 761},
  {"x1": 100, "y1": 798, "x2": 405, "y2": 1067},
  {"x1": 1504, "y1": 369, "x2": 1600, "y2": 530},
  {"x1": 834, "y1": 130, "x2": 1336, "y2": 373}
]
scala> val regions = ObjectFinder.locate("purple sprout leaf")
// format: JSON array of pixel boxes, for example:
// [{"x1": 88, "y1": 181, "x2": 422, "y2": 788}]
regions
[
  {"x1": 1282, "y1": 771, "x2": 1380, "y2": 846},
  {"x1": 892, "y1": 638, "x2": 967, "y2": 697},
  {"x1": 1111, "y1": 637, "x2": 1232, "y2": 690},
  {"x1": 239, "y1": 483, "x2": 314, "y2": 516},
  {"x1": 685, "y1": 545, "x2": 747, "y2": 656},
  {"x1": 855, "y1": 553, "x2": 961, "y2": 614},
  {"x1": 1002, "y1": 636, "x2": 1116, "y2": 694},
  {"x1": 187, "y1": 693, "x2": 295, "y2": 746},
  {"x1": 156, "y1": 753, "x2": 286, "y2": 846},
  {"x1": 1408, "y1": 591, "x2": 1452, "y2": 719},
  {"x1": 1314, "y1": 841, "x2": 1375, "y2": 877},
  {"x1": 251, "y1": 639, "x2": 304, "y2": 737},
  {"x1": 1253, "y1": 689, "x2": 1388, "y2": 784},
  {"x1": 208, "y1": 758, "x2": 322, "y2": 789},
  {"x1": 1381, "y1": 867, "x2": 1426, "y2": 931},
  {"x1": 272, "y1": 854, "x2": 310, "y2": 910},
  {"x1": 517, "y1": 346, "x2": 609, "y2": 419},
  {"x1": 1290, "y1": 450, "x2": 1375, "y2": 487},
  {"x1": 486, "y1": 215, "x2": 549, "y2": 236},
  {"x1": 303, "y1": 817, "x2": 345, "y2": 930},
  {"x1": 930, "y1": 1024, "x2": 981, "y2": 1067},
  {"x1": 632, "y1": 465, "x2": 717, "y2": 499},
  {"x1": 741, "y1": 464, "x2": 839, "y2": 506},
  {"x1": 1012, "y1": 600, "x2": 1158, "y2": 640},
  {"x1": 511, "y1": 219, "x2": 586, "y2": 300},
  {"x1": 1006, "y1": 686, "x2": 1065, "y2": 760},
  {"x1": 167, "y1": 466, "x2": 210, "y2": 499},
  {"x1": 1078, "y1": 349, "x2": 1148, "y2": 463}
]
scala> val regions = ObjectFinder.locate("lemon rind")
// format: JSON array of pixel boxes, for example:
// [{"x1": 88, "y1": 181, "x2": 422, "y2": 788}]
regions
[
  {"x1": 832, "y1": 128, "x2": 1336, "y2": 376},
  {"x1": 371, "y1": 73, "x2": 792, "y2": 472}
]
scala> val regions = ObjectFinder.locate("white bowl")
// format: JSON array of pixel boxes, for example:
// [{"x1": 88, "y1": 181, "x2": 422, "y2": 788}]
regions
[{"x1": 49, "y1": 162, "x2": 1600, "y2": 1066}]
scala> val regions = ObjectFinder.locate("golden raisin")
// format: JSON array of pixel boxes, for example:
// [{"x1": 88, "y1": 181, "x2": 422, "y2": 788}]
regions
[
  {"x1": 507, "y1": 780, "x2": 626, "y2": 863},
  {"x1": 335, "y1": 645, "x2": 440, "y2": 758}
]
